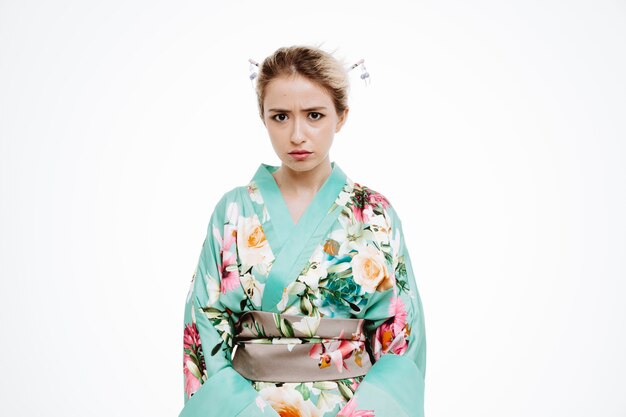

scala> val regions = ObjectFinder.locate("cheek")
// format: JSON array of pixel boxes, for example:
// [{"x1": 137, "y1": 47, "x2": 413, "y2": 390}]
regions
[{"x1": 314, "y1": 121, "x2": 335, "y2": 135}]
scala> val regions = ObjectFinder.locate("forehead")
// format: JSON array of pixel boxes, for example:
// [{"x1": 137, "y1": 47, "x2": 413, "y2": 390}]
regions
[{"x1": 263, "y1": 74, "x2": 333, "y2": 108}]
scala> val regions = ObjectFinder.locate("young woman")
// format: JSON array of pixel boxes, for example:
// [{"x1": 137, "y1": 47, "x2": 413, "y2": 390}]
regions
[{"x1": 180, "y1": 45, "x2": 426, "y2": 417}]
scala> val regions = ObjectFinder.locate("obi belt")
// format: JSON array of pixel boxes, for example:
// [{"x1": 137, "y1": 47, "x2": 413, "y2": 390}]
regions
[{"x1": 231, "y1": 311, "x2": 373, "y2": 383}]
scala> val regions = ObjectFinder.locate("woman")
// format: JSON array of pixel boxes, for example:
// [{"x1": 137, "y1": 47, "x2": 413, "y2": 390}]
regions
[{"x1": 180, "y1": 45, "x2": 426, "y2": 417}]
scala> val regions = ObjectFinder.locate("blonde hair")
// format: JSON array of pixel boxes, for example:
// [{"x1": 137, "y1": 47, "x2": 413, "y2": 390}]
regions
[{"x1": 255, "y1": 45, "x2": 349, "y2": 119}]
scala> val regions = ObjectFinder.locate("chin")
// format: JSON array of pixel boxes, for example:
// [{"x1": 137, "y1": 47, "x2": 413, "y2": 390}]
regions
[{"x1": 281, "y1": 157, "x2": 319, "y2": 172}]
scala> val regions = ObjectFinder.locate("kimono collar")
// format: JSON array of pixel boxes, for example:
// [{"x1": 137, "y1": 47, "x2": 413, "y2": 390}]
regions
[
  {"x1": 249, "y1": 161, "x2": 347, "y2": 259},
  {"x1": 251, "y1": 161, "x2": 347, "y2": 225},
  {"x1": 250, "y1": 161, "x2": 349, "y2": 312}
]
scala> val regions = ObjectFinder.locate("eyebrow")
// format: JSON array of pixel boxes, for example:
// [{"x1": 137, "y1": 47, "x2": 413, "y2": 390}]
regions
[{"x1": 267, "y1": 107, "x2": 328, "y2": 113}]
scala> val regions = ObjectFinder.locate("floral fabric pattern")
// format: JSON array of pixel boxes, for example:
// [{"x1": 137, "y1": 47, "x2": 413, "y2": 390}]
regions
[{"x1": 180, "y1": 163, "x2": 425, "y2": 417}]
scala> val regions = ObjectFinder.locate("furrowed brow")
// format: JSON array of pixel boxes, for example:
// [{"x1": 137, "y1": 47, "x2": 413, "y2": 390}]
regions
[{"x1": 267, "y1": 106, "x2": 328, "y2": 113}]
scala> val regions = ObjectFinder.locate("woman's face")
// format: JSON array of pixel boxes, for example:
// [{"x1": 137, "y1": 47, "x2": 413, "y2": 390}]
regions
[{"x1": 262, "y1": 73, "x2": 348, "y2": 173}]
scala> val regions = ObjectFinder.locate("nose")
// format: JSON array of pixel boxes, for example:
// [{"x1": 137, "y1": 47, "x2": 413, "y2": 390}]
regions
[{"x1": 290, "y1": 115, "x2": 306, "y2": 144}]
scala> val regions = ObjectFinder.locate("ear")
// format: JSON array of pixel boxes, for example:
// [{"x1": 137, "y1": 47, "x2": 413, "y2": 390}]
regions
[{"x1": 335, "y1": 107, "x2": 349, "y2": 133}]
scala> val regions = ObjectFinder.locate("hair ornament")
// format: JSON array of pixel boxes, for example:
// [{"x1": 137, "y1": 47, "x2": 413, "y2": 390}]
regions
[
  {"x1": 248, "y1": 58, "x2": 260, "y2": 86},
  {"x1": 348, "y1": 58, "x2": 370, "y2": 86},
  {"x1": 247, "y1": 57, "x2": 370, "y2": 86}
]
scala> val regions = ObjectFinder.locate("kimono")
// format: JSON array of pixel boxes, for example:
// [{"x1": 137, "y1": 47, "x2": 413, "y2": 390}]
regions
[{"x1": 180, "y1": 162, "x2": 426, "y2": 417}]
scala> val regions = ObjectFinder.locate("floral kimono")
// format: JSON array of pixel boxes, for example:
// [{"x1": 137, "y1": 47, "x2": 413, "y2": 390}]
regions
[{"x1": 180, "y1": 162, "x2": 426, "y2": 417}]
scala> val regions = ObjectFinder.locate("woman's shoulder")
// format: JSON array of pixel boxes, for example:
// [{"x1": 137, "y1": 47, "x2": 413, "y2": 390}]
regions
[
  {"x1": 344, "y1": 179, "x2": 402, "y2": 224},
  {"x1": 351, "y1": 180, "x2": 392, "y2": 205}
]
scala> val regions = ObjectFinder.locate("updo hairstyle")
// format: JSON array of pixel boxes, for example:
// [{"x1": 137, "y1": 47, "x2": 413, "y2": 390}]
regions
[{"x1": 255, "y1": 45, "x2": 350, "y2": 119}]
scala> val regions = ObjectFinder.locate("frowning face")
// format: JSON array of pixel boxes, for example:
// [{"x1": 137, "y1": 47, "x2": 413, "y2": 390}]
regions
[{"x1": 262, "y1": 73, "x2": 348, "y2": 173}]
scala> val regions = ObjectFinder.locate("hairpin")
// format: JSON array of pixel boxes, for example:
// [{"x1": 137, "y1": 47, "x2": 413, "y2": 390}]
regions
[
  {"x1": 348, "y1": 58, "x2": 370, "y2": 86},
  {"x1": 248, "y1": 58, "x2": 260, "y2": 86},
  {"x1": 247, "y1": 57, "x2": 370, "y2": 86}
]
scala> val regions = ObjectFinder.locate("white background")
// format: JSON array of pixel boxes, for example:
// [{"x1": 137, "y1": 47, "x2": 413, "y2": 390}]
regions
[{"x1": 1, "y1": 1, "x2": 625, "y2": 416}]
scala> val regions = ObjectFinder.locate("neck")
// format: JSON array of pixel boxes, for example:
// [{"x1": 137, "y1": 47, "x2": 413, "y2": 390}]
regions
[{"x1": 273, "y1": 157, "x2": 332, "y2": 194}]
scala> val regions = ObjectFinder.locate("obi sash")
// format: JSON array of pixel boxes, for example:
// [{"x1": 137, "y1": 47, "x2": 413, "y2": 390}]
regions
[{"x1": 231, "y1": 311, "x2": 373, "y2": 383}]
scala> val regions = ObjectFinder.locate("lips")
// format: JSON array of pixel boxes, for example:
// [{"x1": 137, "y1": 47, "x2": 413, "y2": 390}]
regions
[{"x1": 288, "y1": 150, "x2": 313, "y2": 161}]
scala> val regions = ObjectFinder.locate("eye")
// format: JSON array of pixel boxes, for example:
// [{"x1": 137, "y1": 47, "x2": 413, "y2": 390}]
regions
[
  {"x1": 308, "y1": 112, "x2": 324, "y2": 121},
  {"x1": 272, "y1": 113, "x2": 288, "y2": 122}
]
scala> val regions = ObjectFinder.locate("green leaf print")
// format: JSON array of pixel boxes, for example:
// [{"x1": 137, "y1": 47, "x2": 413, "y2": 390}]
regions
[
  {"x1": 200, "y1": 306, "x2": 223, "y2": 320},
  {"x1": 295, "y1": 382, "x2": 311, "y2": 400},
  {"x1": 210, "y1": 342, "x2": 222, "y2": 356},
  {"x1": 336, "y1": 379, "x2": 355, "y2": 400},
  {"x1": 280, "y1": 318, "x2": 295, "y2": 337}
]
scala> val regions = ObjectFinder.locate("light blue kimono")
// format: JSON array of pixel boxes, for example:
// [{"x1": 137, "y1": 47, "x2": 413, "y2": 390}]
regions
[{"x1": 180, "y1": 162, "x2": 426, "y2": 417}]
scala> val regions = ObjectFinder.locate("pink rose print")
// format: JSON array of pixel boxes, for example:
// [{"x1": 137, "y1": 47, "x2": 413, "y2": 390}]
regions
[
  {"x1": 389, "y1": 296, "x2": 408, "y2": 341},
  {"x1": 352, "y1": 184, "x2": 390, "y2": 223},
  {"x1": 337, "y1": 396, "x2": 375, "y2": 417},
  {"x1": 220, "y1": 250, "x2": 239, "y2": 294},
  {"x1": 183, "y1": 322, "x2": 205, "y2": 399},
  {"x1": 374, "y1": 296, "x2": 409, "y2": 359},
  {"x1": 214, "y1": 223, "x2": 239, "y2": 294},
  {"x1": 309, "y1": 331, "x2": 362, "y2": 372}
]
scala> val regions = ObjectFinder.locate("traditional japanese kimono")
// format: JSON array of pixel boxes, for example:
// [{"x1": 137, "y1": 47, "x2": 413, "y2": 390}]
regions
[{"x1": 180, "y1": 162, "x2": 426, "y2": 417}]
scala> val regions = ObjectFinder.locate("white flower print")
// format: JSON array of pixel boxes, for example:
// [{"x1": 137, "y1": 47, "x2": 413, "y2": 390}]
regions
[
  {"x1": 351, "y1": 245, "x2": 389, "y2": 293},
  {"x1": 292, "y1": 315, "x2": 321, "y2": 337},
  {"x1": 205, "y1": 273, "x2": 221, "y2": 306},
  {"x1": 237, "y1": 215, "x2": 274, "y2": 270},
  {"x1": 248, "y1": 182, "x2": 264, "y2": 205},
  {"x1": 240, "y1": 272, "x2": 265, "y2": 307}
]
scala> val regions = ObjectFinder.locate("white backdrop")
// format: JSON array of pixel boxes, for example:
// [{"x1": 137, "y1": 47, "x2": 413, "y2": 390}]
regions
[{"x1": 1, "y1": 1, "x2": 625, "y2": 416}]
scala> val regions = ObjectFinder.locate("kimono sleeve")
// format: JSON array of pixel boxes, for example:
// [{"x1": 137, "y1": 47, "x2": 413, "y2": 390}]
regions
[
  {"x1": 341, "y1": 206, "x2": 427, "y2": 417},
  {"x1": 180, "y1": 195, "x2": 279, "y2": 417}
]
